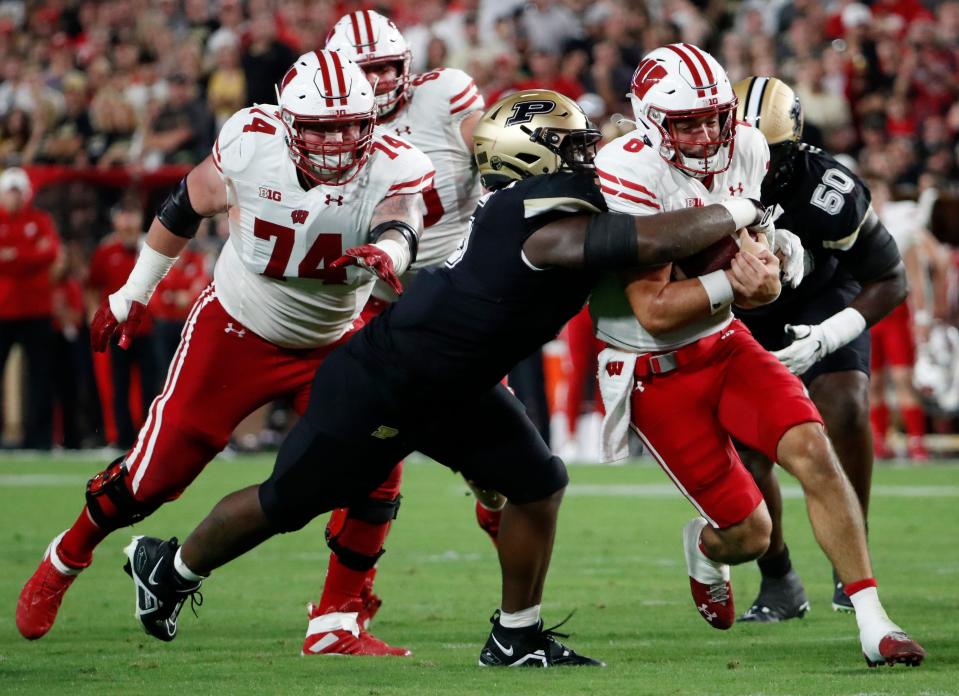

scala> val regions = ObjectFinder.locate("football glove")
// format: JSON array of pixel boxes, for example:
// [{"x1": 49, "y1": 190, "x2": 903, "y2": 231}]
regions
[
  {"x1": 772, "y1": 308, "x2": 867, "y2": 376},
  {"x1": 330, "y1": 244, "x2": 404, "y2": 295},
  {"x1": 90, "y1": 298, "x2": 147, "y2": 352},
  {"x1": 770, "y1": 228, "x2": 805, "y2": 289}
]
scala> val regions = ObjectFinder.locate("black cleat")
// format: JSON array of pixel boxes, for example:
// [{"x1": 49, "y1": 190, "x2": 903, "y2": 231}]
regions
[
  {"x1": 831, "y1": 569, "x2": 854, "y2": 613},
  {"x1": 479, "y1": 612, "x2": 605, "y2": 667},
  {"x1": 739, "y1": 569, "x2": 810, "y2": 623},
  {"x1": 123, "y1": 536, "x2": 202, "y2": 642}
]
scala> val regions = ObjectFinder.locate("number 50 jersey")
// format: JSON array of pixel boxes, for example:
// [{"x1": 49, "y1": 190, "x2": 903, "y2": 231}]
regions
[{"x1": 210, "y1": 105, "x2": 434, "y2": 349}]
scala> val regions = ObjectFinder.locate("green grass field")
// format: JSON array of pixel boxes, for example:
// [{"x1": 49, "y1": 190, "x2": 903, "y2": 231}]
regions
[{"x1": 1, "y1": 454, "x2": 956, "y2": 695}]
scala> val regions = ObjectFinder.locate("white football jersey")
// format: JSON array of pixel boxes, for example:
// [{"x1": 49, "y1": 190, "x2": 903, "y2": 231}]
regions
[
  {"x1": 373, "y1": 67, "x2": 484, "y2": 300},
  {"x1": 211, "y1": 105, "x2": 434, "y2": 348},
  {"x1": 590, "y1": 122, "x2": 770, "y2": 352}
]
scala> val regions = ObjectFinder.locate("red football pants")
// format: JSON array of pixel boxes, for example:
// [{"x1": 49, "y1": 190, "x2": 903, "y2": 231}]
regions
[
  {"x1": 123, "y1": 285, "x2": 351, "y2": 503},
  {"x1": 627, "y1": 321, "x2": 822, "y2": 528}
]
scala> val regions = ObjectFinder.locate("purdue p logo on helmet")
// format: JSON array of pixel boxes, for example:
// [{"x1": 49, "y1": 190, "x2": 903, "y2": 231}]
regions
[{"x1": 472, "y1": 90, "x2": 601, "y2": 190}]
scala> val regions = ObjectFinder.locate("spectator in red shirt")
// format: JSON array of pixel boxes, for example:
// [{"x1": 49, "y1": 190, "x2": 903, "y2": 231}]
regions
[
  {"x1": 87, "y1": 196, "x2": 160, "y2": 449},
  {"x1": 151, "y1": 244, "x2": 210, "y2": 372},
  {"x1": 0, "y1": 167, "x2": 59, "y2": 449}
]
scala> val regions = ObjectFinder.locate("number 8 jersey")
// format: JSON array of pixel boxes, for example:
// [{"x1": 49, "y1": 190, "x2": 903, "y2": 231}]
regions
[{"x1": 211, "y1": 104, "x2": 434, "y2": 348}]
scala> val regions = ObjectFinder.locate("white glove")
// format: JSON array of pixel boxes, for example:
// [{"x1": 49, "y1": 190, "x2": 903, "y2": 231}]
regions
[
  {"x1": 772, "y1": 307, "x2": 867, "y2": 375},
  {"x1": 770, "y1": 228, "x2": 805, "y2": 289}
]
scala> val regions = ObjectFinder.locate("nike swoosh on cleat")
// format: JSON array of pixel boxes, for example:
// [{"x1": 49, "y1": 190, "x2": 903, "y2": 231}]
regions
[
  {"x1": 148, "y1": 557, "x2": 165, "y2": 587},
  {"x1": 491, "y1": 634, "x2": 514, "y2": 657}
]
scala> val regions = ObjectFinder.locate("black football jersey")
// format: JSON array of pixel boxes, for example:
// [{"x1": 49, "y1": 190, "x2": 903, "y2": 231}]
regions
[
  {"x1": 349, "y1": 171, "x2": 606, "y2": 399},
  {"x1": 737, "y1": 143, "x2": 871, "y2": 318}
]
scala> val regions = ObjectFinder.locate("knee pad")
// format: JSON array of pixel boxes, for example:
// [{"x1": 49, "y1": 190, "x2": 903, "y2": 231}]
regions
[
  {"x1": 325, "y1": 494, "x2": 402, "y2": 571},
  {"x1": 85, "y1": 457, "x2": 160, "y2": 529}
]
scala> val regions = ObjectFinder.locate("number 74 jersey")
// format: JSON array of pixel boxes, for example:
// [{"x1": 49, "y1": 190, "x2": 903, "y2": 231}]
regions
[{"x1": 210, "y1": 105, "x2": 434, "y2": 349}]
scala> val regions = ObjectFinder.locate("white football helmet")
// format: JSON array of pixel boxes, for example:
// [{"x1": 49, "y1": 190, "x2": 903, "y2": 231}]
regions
[
  {"x1": 628, "y1": 43, "x2": 738, "y2": 177},
  {"x1": 325, "y1": 10, "x2": 412, "y2": 119},
  {"x1": 277, "y1": 50, "x2": 377, "y2": 186}
]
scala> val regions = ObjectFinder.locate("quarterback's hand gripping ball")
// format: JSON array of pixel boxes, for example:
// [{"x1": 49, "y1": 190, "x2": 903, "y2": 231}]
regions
[
  {"x1": 90, "y1": 298, "x2": 147, "y2": 352},
  {"x1": 330, "y1": 244, "x2": 404, "y2": 295}
]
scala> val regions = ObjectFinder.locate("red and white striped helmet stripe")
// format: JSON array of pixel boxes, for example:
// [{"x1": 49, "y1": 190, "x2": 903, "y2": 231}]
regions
[
  {"x1": 349, "y1": 10, "x2": 377, "y2": 54},
  {"x1": 314, "y1": 50, "x2": 349, "y2": 106},
  {"x1": 681, "y1": 43, "x2": 718, "y2": 96},
  {"x1": 664, "y1": 43, "x2": 717, "y2": 98}
]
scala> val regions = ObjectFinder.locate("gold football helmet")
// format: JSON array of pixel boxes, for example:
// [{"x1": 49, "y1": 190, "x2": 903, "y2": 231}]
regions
[
  {"x1": 472, "y1": 90, "x2": 601, "y2": 189},
  {"x1": 734, "y1": 77, "x2": 803, "y2": 194}
]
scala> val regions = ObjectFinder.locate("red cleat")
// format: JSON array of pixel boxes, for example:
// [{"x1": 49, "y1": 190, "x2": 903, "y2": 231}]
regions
[
  {"x1": 683, "y1": 518, "x2": 735, "y2": 630},
  {"x1": 864, "y1": 631, "x2": 925, "y2": 668},
  {"x1": 16, "y1": 532, "x2": 82, "y2": 640},
  {"x1": 302, "y1": 600, "x2": 411, "y2": 656},
  {"x1": 475, "y1": 501, "x2": 502, "y2": 545},
  {"x1": 906, "y1": 438, "x2": 930, "y2": 462}
]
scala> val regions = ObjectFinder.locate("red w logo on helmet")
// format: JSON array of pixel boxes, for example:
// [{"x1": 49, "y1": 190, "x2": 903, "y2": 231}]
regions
[{"x1": 631, "y1": 59, "x2": 667, "y2": 100}]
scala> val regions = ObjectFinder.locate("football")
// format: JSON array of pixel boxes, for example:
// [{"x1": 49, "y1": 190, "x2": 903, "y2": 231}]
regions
[
  {"x1": 672, "y1": 234, "x2": 741, "y2": 279},
  {"x1": 672, "y1": 230, "x2": 766, "y2": 279}
]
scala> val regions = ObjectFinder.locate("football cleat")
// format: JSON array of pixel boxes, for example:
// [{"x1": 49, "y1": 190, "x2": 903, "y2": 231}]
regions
[
  {"x1": 479, "y1": 612, "x2": 604, "y2": 667},
  {"x1": 683, "y1": 517, "x2": 735, "y2": 629},
  {"x1": 302, "y1": 600, "x2": 411, "y2": 656},
  {"x1": 864, "y1": 631, "x2": 925, "y2": 668},
  {"x1": 739, "y1": 569, "x2": 810, "y2": 623},
  {"x1": 475, "y1": 501, "x2": 502, "y2": 545},
  {"x1": 16, "y1": 531, "x2": 82, "y2": 640},
  {"x1": 832, "y1": 570, "x2": 855, "y2": 613},
  {"x1": 123, "y1": 536, "x2": 202, "y2": 642}
]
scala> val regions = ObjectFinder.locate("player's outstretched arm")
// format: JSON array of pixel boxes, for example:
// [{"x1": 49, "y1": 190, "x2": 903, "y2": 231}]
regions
[
  {"x1": 523, "y1": 199, "x2": 765, "y2": 271},
  {"x1": 330, "y1": 193, "x2": 425, "y2": 295},
  {"x1": 90, "y1": 156, "x2": 227, "y2": 352},
  {"x1": 773, "y1": 209, "x2": 907, "y2": 375}
]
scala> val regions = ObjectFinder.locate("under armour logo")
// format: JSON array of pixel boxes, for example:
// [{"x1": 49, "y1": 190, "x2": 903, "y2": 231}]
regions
[
  {"x1": 224, "y1": 322, "x2": 246, "y2": 337},
  {"x1": 634, "y1": 380, "x2": 645, "y2": 392},
  {"x1": 291, "y1": 209, "x2": 309, "y2": 225},
  {"x1": 728, "y1": 182, "x2": 744, "y2": 196},
  {"x1": 721, "y1": 329, "x2": 735, "y2": 340},
  {"x1": 605, "y1": 361, "x2": 624, "y2": 377},
  {"x1": 325, "y1": 194, "x2": 343, "y2": 206},
  {"x1": 371, "y1": 425, "x2": 399, "y2": 439},
  {"x1": 394, "y1": 126, "x2": 412, "y2": 136},
  {"x1": 698, "y1": 603, "x2": 718, "y2": 622}
]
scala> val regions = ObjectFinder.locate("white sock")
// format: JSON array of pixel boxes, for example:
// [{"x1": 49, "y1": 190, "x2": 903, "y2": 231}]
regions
[
  {"x1": 849, "y1": 586, "x2": 900, "y2": 657},
  {"x1": 173, "y1": 547, "x2": 205, "y2": 583},
  {"x1": 499, "y1": 604, "x2": 541, "y2": 629}
]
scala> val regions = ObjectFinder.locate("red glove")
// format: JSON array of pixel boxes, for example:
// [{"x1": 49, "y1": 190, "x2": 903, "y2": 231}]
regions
[
  {"x1": 90, "y1": 299, "x2": 147, "y2": 352},
  {"x1": 329, "y1": 244, "x2": 404, "y2": 295}
]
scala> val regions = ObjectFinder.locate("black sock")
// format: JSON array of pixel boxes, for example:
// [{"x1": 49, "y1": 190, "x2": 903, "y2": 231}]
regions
[{"x1": 757, "y1": 544, "x2": 792, "y2": 580}]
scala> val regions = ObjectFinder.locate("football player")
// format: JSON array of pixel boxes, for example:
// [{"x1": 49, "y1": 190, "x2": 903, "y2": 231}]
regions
[
  {"x1": 591, "y1": 47, "x2": 923, "y2": 666},
  {"x1": 119, "y1": 89, "x2": 772, "y2": 667},
  {"x1": 16, "y1": 51, "x2": 433, "y2": 654},
  {"x1": 300, "y1": 10, "x2": 497, "y2": 656},
  {"x1": 732, "y1": 77, "x2": 910, "y2": 619}
]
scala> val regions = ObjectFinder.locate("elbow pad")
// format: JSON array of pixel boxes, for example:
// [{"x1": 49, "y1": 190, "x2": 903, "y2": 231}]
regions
[
  {"x1": 367, "y1": 220, "x2": 418, "y2": 265},
  {"x1": 837, "y1": 212, "x2": 902, "y2": 283},
  {"x1": 157, "y1": 177, "x2": 203, "y2": 239},
  {"x1": 583, "y1": 213, "x2": 638, "y2": 270}
]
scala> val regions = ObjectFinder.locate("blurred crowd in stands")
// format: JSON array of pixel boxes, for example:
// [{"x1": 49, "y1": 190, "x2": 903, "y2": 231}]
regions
[{"x1": 1, "y1": 0, "x2": 958, "y2": 457}]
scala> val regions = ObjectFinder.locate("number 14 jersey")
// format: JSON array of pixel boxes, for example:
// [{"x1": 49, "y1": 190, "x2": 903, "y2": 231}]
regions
[{"x1": 210, "y1": 105, "x2": 434, "y2": 349}]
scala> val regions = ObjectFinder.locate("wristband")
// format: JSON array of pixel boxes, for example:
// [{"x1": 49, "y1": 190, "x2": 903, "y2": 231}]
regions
[
  {"x1": 373, "y1": 238, "x2": 410, "y2": 276},
  {"x1": 699, "y1": 270, "x2": 734, "y2": 314},
  {"x1": 718, "y1": 198, "x2": 763, "y2": 230},
  {"x1": 108, "y1": 243, "x2": 177, "y2": 321},
  {"x1": 821, "y1": 307, "x2": 867, "y2": 352}
]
